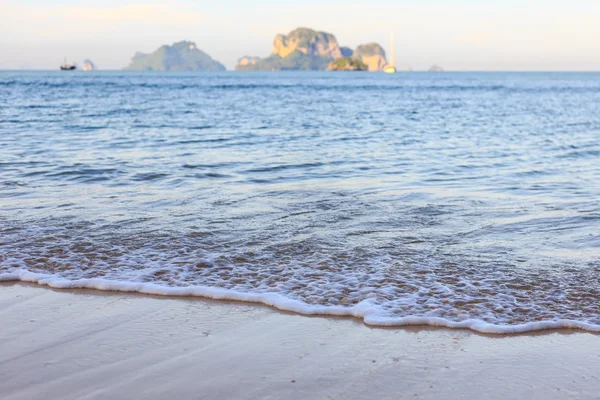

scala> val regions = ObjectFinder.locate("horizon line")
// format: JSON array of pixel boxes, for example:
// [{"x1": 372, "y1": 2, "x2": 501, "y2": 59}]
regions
[{"x1": 3, "y1": 69, "x2": 600, "y2": 73}]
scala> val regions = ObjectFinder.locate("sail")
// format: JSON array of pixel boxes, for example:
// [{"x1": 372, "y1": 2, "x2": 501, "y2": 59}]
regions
[
  {"x1": 384, "y1": 32, "x2": 397, "y2": 73},
  {"x1": 390, "y1": 32, "x2": 395, "y2": 67}
]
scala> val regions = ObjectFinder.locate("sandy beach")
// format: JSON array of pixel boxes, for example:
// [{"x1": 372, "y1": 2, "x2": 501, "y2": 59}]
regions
[{"x1": 0, "y1": 283, "x2": 598, "y2": 400}]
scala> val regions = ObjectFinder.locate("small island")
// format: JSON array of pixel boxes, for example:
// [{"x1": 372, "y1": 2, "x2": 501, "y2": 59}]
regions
[
  {"x1": 82, "y1": 59, "x2": 97, "y2": 71},
  {"x1": 237, "y1": 56, "x2": 261, "y2": 68},
  {"x1": 124, "y1": 41, "x2": 225, "y2": 71}
]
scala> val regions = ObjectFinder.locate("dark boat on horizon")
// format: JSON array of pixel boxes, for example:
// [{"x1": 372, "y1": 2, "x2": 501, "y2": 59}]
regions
[{"x1": 60, "y1": 58, "x2": 76, "y2": 71}]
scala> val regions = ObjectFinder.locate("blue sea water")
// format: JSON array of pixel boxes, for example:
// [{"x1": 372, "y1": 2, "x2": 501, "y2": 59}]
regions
[{"x1": 1, "y1": 71, "x2": 599, "y2": 333}]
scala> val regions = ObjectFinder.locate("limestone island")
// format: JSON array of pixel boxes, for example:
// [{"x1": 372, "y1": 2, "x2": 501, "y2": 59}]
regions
[
  {"x1": 352, "y1": 43, "x2": 389, "y2": 71},
  {"x1": 82, "y1": 59, "x2": 97, "y2": 71},
  {"x1": 429, "y1": 65, "x2": 444, "y2": 72},
  {"x1": 237, "y1": 56, "x2": 261, "y2": 69},
  {"x1": 236, "y1": 27, "x2": 388, "y2": 72},
  {"x1": 124, "y1": 41, "x2": 225, "y2": 71}
]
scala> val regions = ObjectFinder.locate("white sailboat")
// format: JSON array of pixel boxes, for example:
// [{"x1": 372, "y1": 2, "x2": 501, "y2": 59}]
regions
[{"x1": 384, "y1": 32, "x2": 397, "y2": 74}]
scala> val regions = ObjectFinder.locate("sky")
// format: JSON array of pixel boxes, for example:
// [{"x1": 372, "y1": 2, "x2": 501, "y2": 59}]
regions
[{"x1": 1, "y1": 0, "x2": 600, "y2": 71}]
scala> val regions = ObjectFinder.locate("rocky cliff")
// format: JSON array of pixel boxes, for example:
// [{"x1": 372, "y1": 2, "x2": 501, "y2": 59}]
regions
[
  {"x1": 236, "y1": 28, "x2": 343, "y2": 71},
  {"x1": 273, "y1": 28, "x2": 342, "y2": 59},
  {"x1": 236, "y1": 28, "x2": 388, "y2": 72},
  {"x1": 353, "y1": 43, "x2": 388, "y2": 72},
  {"x1": 124, "y1": 41, "x2": 225, "y2": 71}
]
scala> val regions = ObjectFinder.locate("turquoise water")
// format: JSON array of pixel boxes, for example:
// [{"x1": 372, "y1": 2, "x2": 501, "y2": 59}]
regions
[{"x1": 1, "y1": 71, "x2": 599, "y2": 332}]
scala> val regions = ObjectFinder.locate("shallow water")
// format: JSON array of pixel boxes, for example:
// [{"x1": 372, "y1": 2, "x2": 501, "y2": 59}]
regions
[{"x1": 1, "y1": 71, "x2": 599, "y2": 333}]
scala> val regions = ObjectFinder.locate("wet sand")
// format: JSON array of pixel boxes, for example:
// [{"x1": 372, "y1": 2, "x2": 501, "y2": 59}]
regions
[{"x1": 1, "y1": 283, "x2": 599, "y2": 400}]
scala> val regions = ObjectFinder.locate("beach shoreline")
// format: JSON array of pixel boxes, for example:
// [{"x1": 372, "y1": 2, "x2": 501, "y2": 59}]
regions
[
  {"x1": 3, "y1": 274, "x2": 598, "y2": 335},
  {"x1": 1, "y1": 283, "x2": 599, "y2": 399}
]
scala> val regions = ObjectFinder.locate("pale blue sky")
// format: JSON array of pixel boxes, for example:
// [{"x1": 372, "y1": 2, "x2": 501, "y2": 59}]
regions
[{"x1": 1, "y1": 0, "x2": 600, "y2": 70}]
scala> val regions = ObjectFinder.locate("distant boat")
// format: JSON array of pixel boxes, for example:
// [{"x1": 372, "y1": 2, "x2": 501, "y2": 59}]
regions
[
  {"x1": 60, "y1": 58, "x2": 76, "y2": 71},
  {"x1": 384, "y1": 33, "x2": 396, "y2": 74}
]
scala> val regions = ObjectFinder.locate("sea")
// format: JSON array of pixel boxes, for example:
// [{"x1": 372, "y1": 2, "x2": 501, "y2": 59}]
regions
[{"x1": 1, "y1": 71, "x2": 599, "y2": 333}]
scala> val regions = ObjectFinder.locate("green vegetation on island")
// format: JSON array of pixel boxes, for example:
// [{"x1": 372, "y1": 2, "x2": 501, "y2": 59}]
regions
[
  {"x1": 248, "y1": 51, "x2": 333, "y2": 71},
  {"x1": 124, "y1": 41, "x2": 225, "y2": 71},
  {"x1": 328, "y1": 57, "x2": 368, "y2": 71}
]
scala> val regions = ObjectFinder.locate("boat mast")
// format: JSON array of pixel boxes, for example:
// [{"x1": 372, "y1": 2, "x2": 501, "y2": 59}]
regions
[{"x1": 390, "y1": 32, "x2": 395, "y2": 67}]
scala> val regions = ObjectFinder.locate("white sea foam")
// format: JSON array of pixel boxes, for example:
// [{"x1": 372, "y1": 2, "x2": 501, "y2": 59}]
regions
[{"x1": 2, "y1": 269, "x2": 599, "y2": 334}]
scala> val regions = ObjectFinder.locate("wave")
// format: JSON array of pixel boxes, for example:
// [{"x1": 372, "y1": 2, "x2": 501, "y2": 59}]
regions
[
  {"x1": 2, "y1": 269, "x2": 599, "y2": 334},
  {"x1": 3, "y1": 79, "x2": 599, "y2": 94}
]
